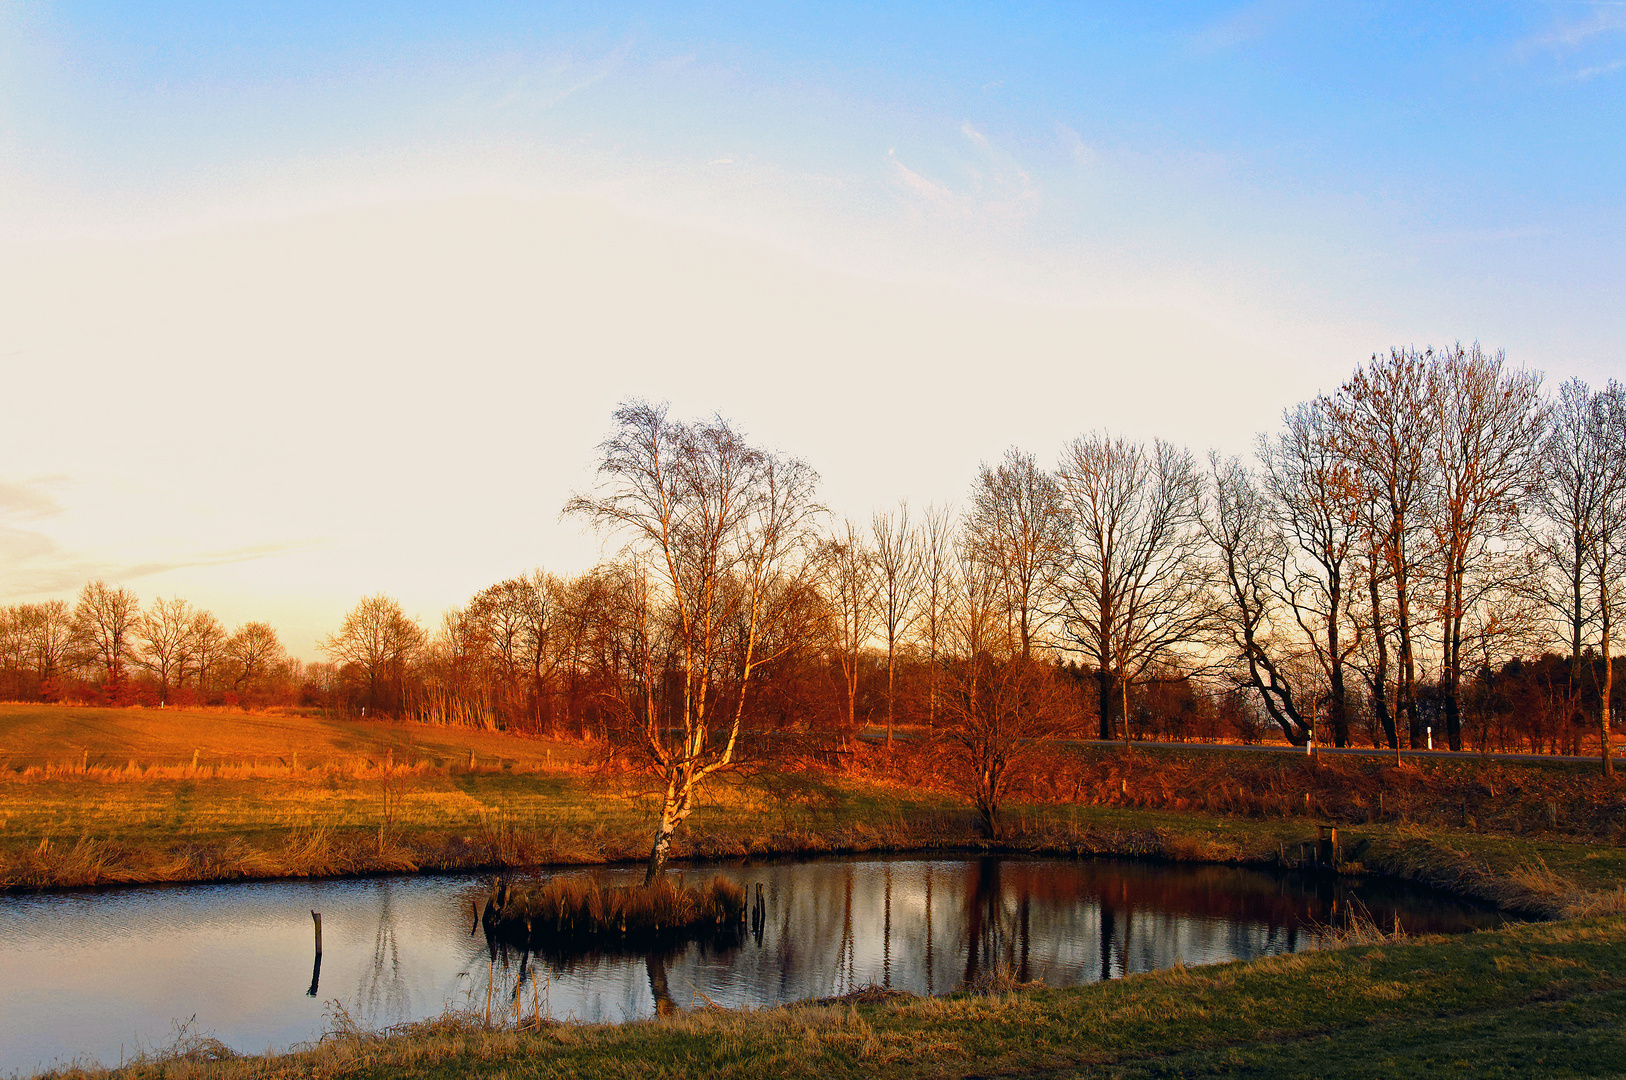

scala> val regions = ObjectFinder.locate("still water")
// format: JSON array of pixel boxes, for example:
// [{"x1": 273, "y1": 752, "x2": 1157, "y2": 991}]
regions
[{"x1": 0, "y1": 856, "x2": 1509, "y2": 1075}]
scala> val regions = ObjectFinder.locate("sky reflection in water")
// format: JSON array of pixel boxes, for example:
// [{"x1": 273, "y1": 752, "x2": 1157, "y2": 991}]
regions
[{"x1": 0, "y1": 857, "x2": 1509, "y2": 1075}]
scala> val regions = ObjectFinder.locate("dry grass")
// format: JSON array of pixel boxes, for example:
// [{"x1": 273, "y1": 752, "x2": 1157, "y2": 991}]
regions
[
  {"x1": 861, "y1": 737, "x2": 1626, "y2": 843},
  {"x1": 0, "y1": 702, "x2": 591, "y2": 776},
  {"x1": 5, "y1": 702, "x2": 1625, "y2": 927}
]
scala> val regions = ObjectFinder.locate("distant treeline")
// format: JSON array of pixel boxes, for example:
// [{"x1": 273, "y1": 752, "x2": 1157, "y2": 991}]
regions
[{"x1": 6, "y1": 345, "x2": 1625, "y2": 765}]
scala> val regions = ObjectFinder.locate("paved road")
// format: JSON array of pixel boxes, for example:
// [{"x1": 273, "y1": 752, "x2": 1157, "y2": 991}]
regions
[
  {"x1": 1063, "y1": 739, "x2": 1611, "y2": 766},
  {"x1": 858, "y1": 728, "x2": 1612, "y2": 766}
]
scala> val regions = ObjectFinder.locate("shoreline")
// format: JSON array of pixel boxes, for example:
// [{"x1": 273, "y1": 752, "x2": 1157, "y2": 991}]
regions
[
  {"x1": 28, "y1": 910, "x2": 1626, "y2": 1079},
  {"x1": 8, "y1": 813, "x2": 1614, "y2": 921}
]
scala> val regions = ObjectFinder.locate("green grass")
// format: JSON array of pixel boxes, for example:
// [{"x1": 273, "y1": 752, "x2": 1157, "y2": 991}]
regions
[
  {"x1": 45, "y1": 914, "x2": 1626, "y2": 1079},
  {"x1": 9, "y1": 703, "x2": 1626, "y2": 1078}
]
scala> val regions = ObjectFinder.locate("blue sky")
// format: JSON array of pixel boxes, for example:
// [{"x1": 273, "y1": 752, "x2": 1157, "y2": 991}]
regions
[
  {"x1": 8, "y1": 3, "x2": 1625, "y2": 357},
  {"x1": 1, "y1": 2, "x2": 1623, "y2": 651}
]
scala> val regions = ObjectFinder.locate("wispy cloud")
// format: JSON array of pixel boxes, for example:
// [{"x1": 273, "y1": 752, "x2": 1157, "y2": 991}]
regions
[
  {"x1": 887, "y1": 123, "x2": 1038, "y2": 224},
  {"x1": 889, "y1": 150, "x2": 975, "y2": 219},
  {"x1": 1531, "y1": 5, "x2": 1626, "y2": 51},
  {"x1": 464, "y1": 37, "x2": 634, "y2": 114},
  {"x1": 0, "y1": 540, "x2": 328, "y2": 600},
  {"x1": 1576, "y1": 57, "x2": 1626, "y2": 80},
  {"x1": 1055, "y1": 123, "x2": 1096, "y2": 169},
  {"x1": 1419, "y1": 225, "x2": 1552, "y2": 246},
  {"x1": 1189, "y1": 0, "x2": 1297, "y2": 55},
  {"x1": 0, "y1": 477, "x2": 66, "y2": 521},
  {"x1": 1512, "y1": 3, "x2": 1626, "y2": 71}
]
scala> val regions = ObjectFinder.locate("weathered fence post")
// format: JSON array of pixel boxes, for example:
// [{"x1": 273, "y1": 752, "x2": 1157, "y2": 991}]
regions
[
  {"x1": 1317, "y1": 825, "x2": 1339, "y2": 866},
  {"x1": 307, "y1": 910, "x2": 323, "y2": 996}
]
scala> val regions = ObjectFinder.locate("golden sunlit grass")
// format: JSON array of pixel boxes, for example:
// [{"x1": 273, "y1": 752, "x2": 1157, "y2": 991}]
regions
[
  {"x1": 0, "y1": 702, "x2": 588, "y2": 774},
  {"x1": 4, "y1": 702, "x2": 1625, "y2": 923}
]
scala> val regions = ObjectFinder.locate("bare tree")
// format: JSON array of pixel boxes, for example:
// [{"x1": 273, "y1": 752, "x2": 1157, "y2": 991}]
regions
[
  {"x1": 18, "y1": 600, "x2": 71, "y2": 697},
  {"x1": 1260, "y1": 399, "x2": 1364, "y2": 746},
  {"x1": 1204, "y1": 453, "x2": 1312, "y2": 744},
  {"x1": 871, "y1": 502, "x2": 923, "y2": 746},
  {"x1": 321, "y1": 594, "x2": 427, "y2": 716},
  {"x1": 1428, "y1": 344, "x2": 1547, "y2": 751},
  {"x1": 1537, "y1": 378, "x2": 1626, "y2": 774},
  {"x1": 565, "y1": 400, "x2": 821, "y2": 882},
  {"x1": 1055, "y1": 434, "x2": 1211, "y2": 741},
  {"x1": 138, "y1": 597, "x2": 196, "y2": 705},
  {"x1": 226, "y1": 621, "x2": 286, "y2": 694},
  {"x1": 1331, "y1": 350, "x2": 1438, "y2": 749},
  {"x1": 71, "y1": 581, "x2": 140, "y2": 697},
  {"x1": 966, "y1": 448, "x2": 1069, "y2": 661},
  {"x1": 917, "y1": 503, "x2": 957, "y2": 731},
  {"x1": 184, "y1": 610, "x2": 228, "y2": 695},
  {"x1": 464, "y1": 570, "x2": 567, "y2": 731},
  {"x1": 817, "y1": 520, "x2": 879, "y2": 744}
]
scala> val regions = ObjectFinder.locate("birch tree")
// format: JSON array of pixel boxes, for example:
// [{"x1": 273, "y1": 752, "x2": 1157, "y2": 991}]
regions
[{"x1": 565, "y1": 401, "x2": 821, "y2": 882}]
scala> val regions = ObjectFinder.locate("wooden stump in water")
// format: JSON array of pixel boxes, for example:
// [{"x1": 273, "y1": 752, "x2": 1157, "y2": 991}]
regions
[{"x1": 308, "y1": 910, "x2": 323, "y2": 997}]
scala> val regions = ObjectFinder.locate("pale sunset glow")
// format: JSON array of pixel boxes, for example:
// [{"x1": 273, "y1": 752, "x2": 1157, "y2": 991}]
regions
[{"x1": 2, "y1": 4, "x2": 1622, "y2": 655}]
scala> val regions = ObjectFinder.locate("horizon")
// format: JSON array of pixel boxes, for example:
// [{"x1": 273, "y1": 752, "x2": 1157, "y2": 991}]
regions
[{"x1": 2, "y1": 3, "x2": 1622, "y2": 658}]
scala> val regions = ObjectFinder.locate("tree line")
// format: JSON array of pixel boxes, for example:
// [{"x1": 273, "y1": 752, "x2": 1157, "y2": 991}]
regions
[
  {"x1": 0, "y1": 582, "x2": 305, "y2": 708},
  {"x1": 8, "y1": 347, "x2": 1623, "y2": 792}
]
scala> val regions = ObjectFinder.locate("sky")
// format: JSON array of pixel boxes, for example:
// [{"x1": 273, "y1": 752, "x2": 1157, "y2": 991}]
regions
[{"x1": 1, "y1": 2, "x2": 1623, "y2": 658}]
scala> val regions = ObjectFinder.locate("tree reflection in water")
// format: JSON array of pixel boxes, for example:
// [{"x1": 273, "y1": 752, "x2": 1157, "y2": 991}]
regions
[
  {"x1": 353, "y1": 883, "x2": 412, "y2": 1027},
  {"x1": 447, "y1": 857, "x2": 1507, "y2": 1024}
]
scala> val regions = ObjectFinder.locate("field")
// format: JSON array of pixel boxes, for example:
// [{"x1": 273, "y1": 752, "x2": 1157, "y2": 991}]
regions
[
  {"x1": 8, "y1": 702, "x2": 1626, "y2": 1077},
  {"x1": 4, "y1": 702, "x2": 1625, "y2": 914}
]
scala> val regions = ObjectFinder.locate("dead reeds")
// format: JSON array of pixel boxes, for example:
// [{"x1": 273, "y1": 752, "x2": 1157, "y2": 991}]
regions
[{"x1": 485, "y1": 874, "x2": 748, "y2": 948}]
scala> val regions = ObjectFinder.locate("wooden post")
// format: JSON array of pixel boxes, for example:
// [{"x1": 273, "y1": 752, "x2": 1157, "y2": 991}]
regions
[
  {"x1": 308, "y1": 910, "x2": 323, "y2": 997},
  {"x1": 1318, "y1": 826, "x2": 1339, "y2": 866}
]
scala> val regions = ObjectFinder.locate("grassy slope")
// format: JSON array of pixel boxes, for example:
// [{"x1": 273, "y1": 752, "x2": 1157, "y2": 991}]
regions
[
  {"x1": 0, "y1": 703, "x2": 587, "y2": 771},
  {"x1": 54, "y1": 915, "x2": 1626, "y2": 1079},
  {"x1": 4, "y1": 704, "x2": 1626, "y2": 916},
  {"x1": 10, "y1": 703, "x2": 1626, "y2": 1078}
]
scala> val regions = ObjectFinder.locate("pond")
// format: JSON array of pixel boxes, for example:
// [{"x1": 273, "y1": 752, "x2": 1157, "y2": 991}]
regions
[{"x1": 0, "y1": 856, "x2": 1512, "y2": 1076}]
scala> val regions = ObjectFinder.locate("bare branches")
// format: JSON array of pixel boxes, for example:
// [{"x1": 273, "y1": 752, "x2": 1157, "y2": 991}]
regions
[
  {"x1": 1204, "y1": 453, "x2": 1310, "y2": 744},
  {"x1": 1055, "y1": 433, "x2": 1211, "y2": 740},
  {"x1": 564, "y1": 400, "x2": 821, "y2": 881},
  {"x1": 966, "y1": 448, "x2": 1069, "y2": 661},
  {"x1": 872, "y1": 502, "x2": 924, "y2": 745}
]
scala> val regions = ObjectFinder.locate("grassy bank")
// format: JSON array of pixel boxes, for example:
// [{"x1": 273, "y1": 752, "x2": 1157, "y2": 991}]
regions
[
  {"x1": 42, "y1": 913, "x2": 1626, "y2": 1079},
  {"x1": 4, "y1": 703, "x2": 1625, "y2": 920}
]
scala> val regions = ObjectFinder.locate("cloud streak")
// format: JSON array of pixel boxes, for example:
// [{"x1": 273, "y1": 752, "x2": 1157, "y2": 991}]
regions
[
  {"x1": 0, "y1": 540, "x2": 328, "y2": 601},
  {"x1": 888, "y1": 125, "x2": 1037, "y2": 223}
]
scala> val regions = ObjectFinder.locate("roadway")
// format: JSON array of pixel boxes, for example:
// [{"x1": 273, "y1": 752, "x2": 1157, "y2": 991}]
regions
[{"x1": 857, "y1": 728, "x2": 1613, "y2": 766}]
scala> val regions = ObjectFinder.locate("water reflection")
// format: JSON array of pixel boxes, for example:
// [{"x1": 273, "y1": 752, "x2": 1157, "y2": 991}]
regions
[{"x1": 0, "y1": 857, "x2": 1510, "y2": 1075}]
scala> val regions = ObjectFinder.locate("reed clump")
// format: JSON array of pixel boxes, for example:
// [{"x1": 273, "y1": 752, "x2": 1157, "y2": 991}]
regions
[{"x1": 485, "y1": 874, "x2": 748, "y2": 948}]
